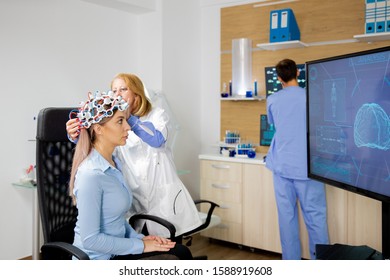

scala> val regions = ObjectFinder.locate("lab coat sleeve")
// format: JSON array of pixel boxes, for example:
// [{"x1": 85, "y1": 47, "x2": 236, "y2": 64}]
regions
[
  {"x1": 127, "y1": 115, "x2": 166, "y2": 148},
  {"x1": 67, "y1": 133, "x2": 78, "y2": 144},
  {"x1": 75, "y1": 171, "x2": 144, "y2": 255}
]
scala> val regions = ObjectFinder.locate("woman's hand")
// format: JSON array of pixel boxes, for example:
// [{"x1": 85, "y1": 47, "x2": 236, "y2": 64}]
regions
[
  {"x1": 142, "y1": 235, "x2": 176, "y2": 253},
  {"x1": 125, "y1": 106, "x2": 132, "y2": 119},
  {"x1": 66, "y1": 118, "x2": 80, "y2": 141}
]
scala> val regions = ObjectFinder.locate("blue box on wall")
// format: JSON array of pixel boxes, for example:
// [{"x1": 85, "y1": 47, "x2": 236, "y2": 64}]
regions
[
  {"x1": 365, "y1": 0, "x2": 389, "y2": 33},
  {"x1": 365, "y1": 0, "x2": 376, "y2": 33},
  {"x1": 387, "y1": 0, "x2": 390, "y2": 32},
  {"x1": 269, "y1": 8, "x2": 300, "y2": 43},
  {"x1": 375, "y1": 0, "x2": 386, "y2": 32}
]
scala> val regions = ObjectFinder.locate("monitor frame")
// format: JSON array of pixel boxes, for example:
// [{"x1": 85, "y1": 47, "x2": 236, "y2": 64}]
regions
[{"x1": 306, "y1": 46, "x2": 390, "y2": 204}]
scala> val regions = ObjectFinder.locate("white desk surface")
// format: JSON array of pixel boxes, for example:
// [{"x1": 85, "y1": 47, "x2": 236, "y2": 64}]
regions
[{"x1": 199, "y1": 153, "x2": 266, "y2": 165}]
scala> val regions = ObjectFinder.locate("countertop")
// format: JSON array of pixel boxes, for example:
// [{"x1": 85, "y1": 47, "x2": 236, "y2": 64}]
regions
[{"x1": 199, "y1": 153, "x2": 266, "y2": 165}]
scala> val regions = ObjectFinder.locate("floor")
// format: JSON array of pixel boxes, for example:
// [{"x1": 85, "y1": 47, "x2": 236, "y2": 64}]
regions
[{"x1": 188, "y1": 233, "x2": 282, "y2": 260}]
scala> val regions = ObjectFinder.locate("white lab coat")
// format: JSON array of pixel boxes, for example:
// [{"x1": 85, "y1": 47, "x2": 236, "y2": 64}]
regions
[{"x1": 115, "y1": 106, "x2": 202, "y2": 237}]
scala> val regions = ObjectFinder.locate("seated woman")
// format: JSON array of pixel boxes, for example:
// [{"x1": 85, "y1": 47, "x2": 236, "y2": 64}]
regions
[
  {"x1": 67, "y1": 73, "x2": 202, "y2": 238},
  {"x1": 68, "y1": 91, "x2": 192, "y2": 260}
]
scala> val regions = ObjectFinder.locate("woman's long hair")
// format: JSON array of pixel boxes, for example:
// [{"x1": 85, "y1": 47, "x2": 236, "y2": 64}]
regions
[
  {"x1": 69, "y1": 128, "x2": 93, "y2": 205},
  {"x1": 68, "y1": 109, "x2": 112, "y2": 205}
]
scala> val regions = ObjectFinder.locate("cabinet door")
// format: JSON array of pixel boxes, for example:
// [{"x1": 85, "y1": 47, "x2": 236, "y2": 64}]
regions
[
  {"x1": 201, "y1": 160, "x2": 242, "y2": 183},
  {"x1": 200, "y1": 160, "x2": 242, "y2": 205},
  {"x1": 242, "y1": 164, "x2": 282, "y2": 253},
  {"x1": 323, "y1": 186, "x2": 348, "y2": 247},
  {"x1": 200, "y1": 160, "x2": 243, "y2": 244},
  {"x1": 346, "y1": 191, "x2": 382, "y2": 251}
]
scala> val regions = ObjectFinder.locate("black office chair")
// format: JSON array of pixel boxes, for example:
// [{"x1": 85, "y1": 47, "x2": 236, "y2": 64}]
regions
[{"x1": 36, "y1": 107, "x2": 89, "y2": 260}]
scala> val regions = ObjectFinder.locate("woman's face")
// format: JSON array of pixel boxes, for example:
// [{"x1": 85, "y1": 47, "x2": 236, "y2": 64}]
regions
[
  {"x1": 111, "y1": 78, "x2": 138, "y2": 114},
  {"x1": 99, "y1": 110, "x2": 130, "y2": 147}
]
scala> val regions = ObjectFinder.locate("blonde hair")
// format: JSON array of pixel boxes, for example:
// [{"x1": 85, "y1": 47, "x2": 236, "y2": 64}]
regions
[
  {"x1": 69, "y1": 128, "x2": 93, "y2": 205},
  {"x1": 68, "y1": 108, "x2": 114, "y2": 205},
  {"x1": 111, "y1": 73, "x2": 152, "y2": 117}
]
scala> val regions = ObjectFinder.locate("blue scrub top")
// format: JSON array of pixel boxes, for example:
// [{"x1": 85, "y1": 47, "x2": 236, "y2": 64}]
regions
[{"x1": 265, "y1": 86, "x2": 309, "y2": 180}]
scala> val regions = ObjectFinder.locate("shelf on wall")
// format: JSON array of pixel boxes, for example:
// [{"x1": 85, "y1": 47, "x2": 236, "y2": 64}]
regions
[
  {"x1": 220, "y1": 95, "x2": 265, "y2": 101},
  {"x1": 353, "y1": 32, "x2": 390, "y2": 42},
  {"x1": 256, "y1": 40, "x2": 308, "y2": 51},
  {"x1": 12, "y1": 181, "x2": 36, "y2": 189},
  {"x1": 306, "y1": 39, "x2": 358, "y2": 46},
  {"x1": 253, "y1": 0, "x2": 300, "y2": 8},
  {"x1": 230, "y1": 37, "x2": 374, "y2": 54},
  {"x1": 256, "y1": 38, "x2": 363, "y2": 51}
]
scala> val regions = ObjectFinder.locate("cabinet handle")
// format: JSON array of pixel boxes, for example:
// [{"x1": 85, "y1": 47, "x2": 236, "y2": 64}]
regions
[
  {"x1": 211, "y1": 164, "x2": 230, "y2": 169},
  {"x1": 211, "y1": 183, "x2": 230, "y2": 189},
  {"x1": 216, "y1": 224, "x2": 229, "y2": 229}
]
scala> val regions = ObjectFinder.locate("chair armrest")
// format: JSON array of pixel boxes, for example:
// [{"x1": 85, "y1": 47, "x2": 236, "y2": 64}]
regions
[
  {"x1": 194, "y1": 199, "x2": 219, "y2": 221},
  {"x1": 41, "y1": 242, "x2": 90, "y2": 260},
  {"x1": 194, "y1": 199, "x2": 220, "y2": 209},
  {"x1": 183, "y1": 199, "x2": 220, "y2": 236},
  {"x1": 129, "y1": 214, "x2": 176, "y2": 240}
]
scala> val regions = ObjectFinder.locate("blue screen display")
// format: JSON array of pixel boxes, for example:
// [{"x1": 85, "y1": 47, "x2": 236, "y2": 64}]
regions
[
  {"x1": 306, "y1": 46, "x2": 390, "y2": 202},
  {"x1": 260, "y1": 114, "x2": 275, "y2": 146}
]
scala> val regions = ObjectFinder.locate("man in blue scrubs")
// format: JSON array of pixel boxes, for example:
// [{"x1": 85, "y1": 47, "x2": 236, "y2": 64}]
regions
[{"x1": 266, "y1": 59, "x2": 329, "y2": 259}]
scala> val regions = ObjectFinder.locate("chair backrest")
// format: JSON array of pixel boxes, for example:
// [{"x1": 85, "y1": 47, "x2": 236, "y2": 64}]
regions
[{"x1": 36, "y1": 107, "x2": 76, "y2": 259}]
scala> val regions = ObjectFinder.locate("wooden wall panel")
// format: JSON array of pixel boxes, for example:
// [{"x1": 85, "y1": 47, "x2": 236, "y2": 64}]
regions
[
  {"x1": 220, "y1": 0, "x2": 390, "y2": 152},
  {"x1": 221, "y1": 100, "x2": 268, "y2": 154},
  {"x1": 221, "y1": 0, "x2": 365, "y2": 51}
]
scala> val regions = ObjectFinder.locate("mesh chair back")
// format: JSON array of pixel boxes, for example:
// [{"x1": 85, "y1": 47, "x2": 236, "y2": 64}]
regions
[{"x1": 36, "y1": 107, "x2": 77, "y2": 258}]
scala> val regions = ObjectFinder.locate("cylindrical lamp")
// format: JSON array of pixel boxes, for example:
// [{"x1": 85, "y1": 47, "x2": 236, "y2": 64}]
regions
[{"x1": 232, "y1": 38, "x2": 252, "y2": 96}]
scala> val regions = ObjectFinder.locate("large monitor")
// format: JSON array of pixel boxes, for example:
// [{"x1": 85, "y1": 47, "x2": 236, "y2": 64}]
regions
[{"x1": 306, "y1": 46, "x2": 390, "y2": 203}]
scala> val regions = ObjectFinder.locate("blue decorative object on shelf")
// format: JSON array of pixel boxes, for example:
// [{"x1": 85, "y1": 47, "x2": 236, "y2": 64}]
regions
[{"x1": 247, "y1": 150, "x2": 256, "y2": 158}]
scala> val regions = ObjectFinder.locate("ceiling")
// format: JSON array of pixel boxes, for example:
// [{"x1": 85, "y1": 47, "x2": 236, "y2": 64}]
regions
[{"x1": 81, "y1": 0, "x2": 157, "y2": 14}]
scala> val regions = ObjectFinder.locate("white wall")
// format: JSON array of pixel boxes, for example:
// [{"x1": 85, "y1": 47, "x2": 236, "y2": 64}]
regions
[
  {"x1": 200, "y1": 3, "x2": 222, "y2": 155},
  {"x1": 160, "y1": 0, "x2": 202, "y2": 199},
  {"x1": 0, "y1": 0, "x2": 141, "y2": 260},
  {"x1": 0, "y1": 0, "x2": 257, "y2": 260},
  {"x1": 158, "y1": 0, "x2": 259, "y2": 202},
  {"x1": 135, "y1": 3, "x2": 163, "y2": 89}
]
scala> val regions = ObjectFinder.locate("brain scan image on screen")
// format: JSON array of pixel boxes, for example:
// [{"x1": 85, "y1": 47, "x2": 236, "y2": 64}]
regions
[
  {"x1": 354, "y1": 103, "x2": 390, "y2": 151},
  {"x1": 331, "y1": 82, "x2": 337, "y2": 117},
  {"x1": 306, "y1": 47, "x2": 390, "y2": 200},
  {"x1": 316, "y1": 126, "x2": 347, "y2": 155},
  {"x1": 323, "y1": 78, "x2": 346, "y2": 122}
]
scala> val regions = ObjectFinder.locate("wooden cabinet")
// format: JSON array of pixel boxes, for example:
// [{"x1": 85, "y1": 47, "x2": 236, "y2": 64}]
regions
[
  {"x1": 242, "y1": 163, "x2": 281, "y2": 253},
  {"x1": 199, "y1": 154, "x2": 382, "y2": 259},
  {"x1": 199, "y1": 156, "x2": 307, "y2": 257},
  {"x1": 200, "y1": 160, "x2": 243, "y2": 244}
]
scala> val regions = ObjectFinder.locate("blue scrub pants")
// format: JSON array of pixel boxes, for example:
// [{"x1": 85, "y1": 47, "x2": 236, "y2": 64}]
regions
[{"x1": 273, "y1": 174, "x2": 329, "y2": 260}]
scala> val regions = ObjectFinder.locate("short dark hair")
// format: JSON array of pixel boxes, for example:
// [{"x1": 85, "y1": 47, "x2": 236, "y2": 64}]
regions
[{"x1": 275, "y1": 59, "x2": 298, "y2": 83}]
